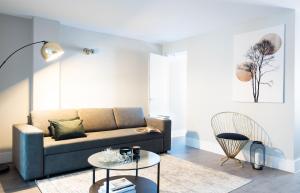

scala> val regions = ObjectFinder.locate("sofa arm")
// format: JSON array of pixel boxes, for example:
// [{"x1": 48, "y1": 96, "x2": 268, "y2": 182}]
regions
[
  {"x1": 146, "y1": 118, "x2": 171, "y2": 152},
  {"x1": 13, "y1": 124, "x2": 44, "y2": 180}
]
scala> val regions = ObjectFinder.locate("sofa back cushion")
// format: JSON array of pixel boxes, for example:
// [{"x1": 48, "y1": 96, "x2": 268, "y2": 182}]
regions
[
  {"x1": 30, "y1": 109, "x2": 78, "y2": 136},
  {"x1": 78, "y1": 108, "x2": 117, "y2": 132},
  {"x1": 113, "y1": 107, "x2": 146, "y2": 129}
]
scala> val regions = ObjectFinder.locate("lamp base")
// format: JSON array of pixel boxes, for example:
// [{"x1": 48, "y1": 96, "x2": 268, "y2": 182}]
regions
[
  {"x1": 0, "y1": 164, "x2": 9, "y2": 174},
  {"x1": 252, "y1": 163, "x2": 264, "y2": 170}
]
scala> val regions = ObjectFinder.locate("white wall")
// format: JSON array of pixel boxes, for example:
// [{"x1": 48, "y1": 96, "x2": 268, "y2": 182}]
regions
[
  {"x1": 31, "y1": 17, "x2": 161, "y2": 114},
  {"x1": 33, "y1": 17, "x2": 61, "y2": 110},
  {"x1": 0, "y1": 14, "x2": 32, "y2": 163},
  {"x1": 163, "y1": 12, "x2": 296, "y2": 172},
  {"x1": 294, "y1": 10, "x2": 300, "y2": 172},
  {"x1": 59, "y1": 25, "x2": 161, "y2": 114}
]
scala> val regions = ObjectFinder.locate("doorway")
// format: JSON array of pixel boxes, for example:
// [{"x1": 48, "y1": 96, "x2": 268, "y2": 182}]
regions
[{"x1": 149, "y1": 52, "x2": 187, "y2": 137}]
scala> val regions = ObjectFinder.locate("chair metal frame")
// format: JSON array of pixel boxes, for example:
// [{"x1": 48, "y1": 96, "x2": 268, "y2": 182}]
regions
[{"x1": 211, "y1": 112, "x2": 254, "y2": 167}]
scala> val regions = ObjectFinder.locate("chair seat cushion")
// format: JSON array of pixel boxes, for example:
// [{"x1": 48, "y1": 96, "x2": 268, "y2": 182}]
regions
[
  {"x1": 217, "y1": 133, "x2": 249, "y2": 140},
  {"x1": 43, "y1": 127, "x2": 163, "y2": 155}
]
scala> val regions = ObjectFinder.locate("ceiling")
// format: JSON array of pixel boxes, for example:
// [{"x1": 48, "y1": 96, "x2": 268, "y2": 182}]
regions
[
  {"x1": 225, "y1": 0, "x2": 299, "y2": 9},
  {"x1": 0, "y1": 0, "x2": 295, "y2": 43}
]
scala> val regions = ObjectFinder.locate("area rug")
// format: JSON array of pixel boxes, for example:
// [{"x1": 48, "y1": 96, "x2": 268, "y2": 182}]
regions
[{"x1": 36, "y1": 155, "x2": 251, "y2": 193}]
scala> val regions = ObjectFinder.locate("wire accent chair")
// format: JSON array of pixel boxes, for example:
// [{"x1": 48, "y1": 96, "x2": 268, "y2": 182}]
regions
[{"x1": 211, "y1": 112, "x2": 254, "y2": 167}]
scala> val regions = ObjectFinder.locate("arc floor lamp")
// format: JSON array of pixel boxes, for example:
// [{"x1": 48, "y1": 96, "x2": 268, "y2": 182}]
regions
[{"x1": 0, "y1": 40, "x2": 64, "y2": 173}]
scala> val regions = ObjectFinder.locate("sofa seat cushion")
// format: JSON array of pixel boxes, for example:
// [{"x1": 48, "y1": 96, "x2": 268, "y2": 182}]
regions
[{"x1": 43, "y1": 127, "x2": 163, "y2": 155}]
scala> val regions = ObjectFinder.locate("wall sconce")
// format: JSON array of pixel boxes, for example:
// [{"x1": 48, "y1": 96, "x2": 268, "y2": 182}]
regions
[{"x1": 82, "y1": 48, "x2": 95, "y2": 55}]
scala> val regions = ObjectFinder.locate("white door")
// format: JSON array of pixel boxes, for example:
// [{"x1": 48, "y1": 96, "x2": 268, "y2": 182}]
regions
[{"x1": 149, "y1": 53, "x2": 170, "y2": 117}]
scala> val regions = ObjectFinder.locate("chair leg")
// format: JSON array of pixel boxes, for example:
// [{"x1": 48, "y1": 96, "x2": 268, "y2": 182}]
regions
[
  {"x1": 220, "y1": 156, "x2": 227, "y2": 161},
  {"x1": 220, "y1": 157, "x2": 230, "y2": 166},
  {"x1": 234, "y1": 159, "x2": 244, "y2": 168}
]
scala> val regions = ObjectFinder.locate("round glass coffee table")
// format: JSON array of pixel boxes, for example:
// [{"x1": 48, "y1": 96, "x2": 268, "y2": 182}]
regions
[{"x1": 88, "y1": 150, "x2": 160, "y2": 193}]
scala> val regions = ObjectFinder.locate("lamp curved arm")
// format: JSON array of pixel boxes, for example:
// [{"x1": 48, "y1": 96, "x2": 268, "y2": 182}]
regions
[{"x1": 0, "y1": 40, "x2": 47, "y2": 70}]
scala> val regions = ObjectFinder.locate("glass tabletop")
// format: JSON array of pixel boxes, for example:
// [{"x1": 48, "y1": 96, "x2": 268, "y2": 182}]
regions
[{"x1": 88, "y1": 150, "x2": 160, "y2": 170}]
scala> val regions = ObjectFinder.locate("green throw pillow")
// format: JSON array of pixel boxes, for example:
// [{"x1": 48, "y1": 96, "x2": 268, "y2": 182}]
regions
[
  {"x1": 48, "y1": 119, "x2": 86, "y2": 141},
  {"x1": 48, "y1": 117, "x2": 80, "y2": 137}
]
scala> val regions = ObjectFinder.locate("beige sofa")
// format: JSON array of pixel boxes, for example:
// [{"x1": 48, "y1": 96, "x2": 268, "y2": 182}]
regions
[{"x1": 12, "y1": 107, "x2": 171, "y2": 180}]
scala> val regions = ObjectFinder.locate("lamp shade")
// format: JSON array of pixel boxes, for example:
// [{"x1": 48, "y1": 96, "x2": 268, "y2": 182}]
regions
[{"x1": 41, "y1": 42, "x2": 64, "y2": 62}]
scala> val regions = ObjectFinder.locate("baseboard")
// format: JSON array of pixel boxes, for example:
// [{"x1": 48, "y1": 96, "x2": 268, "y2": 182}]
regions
[
  {"x1": 0, "y1": 151, "x2": 12, "y2": 164},
  {"x1": 186, "y1": 137, "x2": 224, "y2": 155},
  {"x1": 186, "y1": 137, "x2": 297, "y2": 173},
  {"x1": 172, "y1": 130, "x2": 187, "y2": 138},
  {"x1": 294, "y1": 158, "x2": 300, "y2": 173}
]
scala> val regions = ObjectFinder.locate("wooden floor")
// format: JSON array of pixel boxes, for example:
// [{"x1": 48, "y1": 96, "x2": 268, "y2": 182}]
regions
[{"x1": 1, "y1": 137, "x2": 300, "y2": 193}]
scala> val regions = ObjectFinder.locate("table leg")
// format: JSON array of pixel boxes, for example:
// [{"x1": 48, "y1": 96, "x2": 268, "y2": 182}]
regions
[
  {"x1": 92, "y1": 167, "x2": 95, "y2": 184},
  {"x1": 106, "y1": 169, "x2": 110, "y2": 193},
  {"x1": 157, "y1": 163, "x2": 160, "y2": 193},
  {"x1": 136, "y1": 160, "x2": 138, "y2": 177}
]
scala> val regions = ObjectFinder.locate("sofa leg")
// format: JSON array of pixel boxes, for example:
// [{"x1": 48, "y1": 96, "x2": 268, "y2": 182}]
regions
[{"x1": 0, "y1": 164, "x2": 9, "y2": 174}]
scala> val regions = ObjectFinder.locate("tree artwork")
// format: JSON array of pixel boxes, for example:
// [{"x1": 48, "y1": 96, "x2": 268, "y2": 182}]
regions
[{"x1": 233, "y1": 25, "x2": 284, "y2": 103}]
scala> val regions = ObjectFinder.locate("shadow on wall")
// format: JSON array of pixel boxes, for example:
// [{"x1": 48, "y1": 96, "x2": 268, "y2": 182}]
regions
[
  {"x1": 185, "y1": 130, "x2": 200, "y2": 148},
  {"x1": 0, "y1": 46, "x2": 33, "y2": 99},
  {"x1": 242, "y1": 143, "x2": 285, "y2": 169},
  {"x1": 235, "y1": 114, "x2": 286, "y2": 168},
  {"x1": 0, "y1": 22, "x2": 35, "y2": 152}
]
